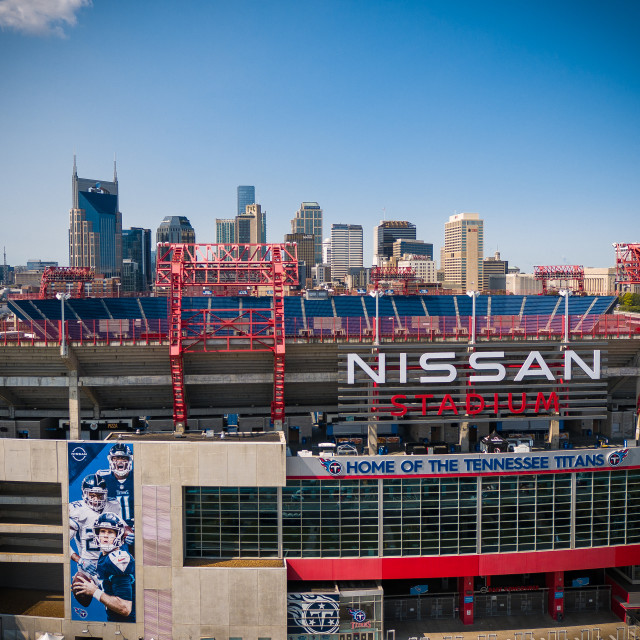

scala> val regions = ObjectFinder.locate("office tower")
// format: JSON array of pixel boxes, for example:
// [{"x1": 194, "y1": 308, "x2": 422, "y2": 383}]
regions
[
  {"x1": 237, "y1": 185, "x2": 256, "y2": 216},
  {"x1": 291, "y1": 202, "x2": 323, "y2": 265},
  {"x1": 156, "y1": 216, "x2": 196, "y2": 245},
  {"x1": 322, "y1": 237, "x2": 331, "y2": 265},
  {"x1": 122, "y1": 227, "x2": 152, "y2": 292},
  {"x1": 441, "y1": 212, "x2": 484, "y2": 291},
  {"x1": 398, "y1": 256, "x2": 437, "y2": 283},
  {"x1": 330, "y1": 224, "x2": 363, "y2": 282},
  {"x1": 483, "y1": 250, "x2": 509, "y2": 291},
  {"x1": 69, "y1": 157, "x2": 122, "y2": 278},
  {"x1": 373, "y1": 221, "x2": 416, "y2": 266},
  {"x1": 285, "y1": 233, "x2": 315, "y2": 268},
  {"x1": 392, "y1": 239, "x2": 433, "y2": 261},
  {"x1": 235, "y1": 204, "x2": 266, "y2": 244},
  {"x1": 216, "y1": 219, "x2": 236, "y2": 244}
]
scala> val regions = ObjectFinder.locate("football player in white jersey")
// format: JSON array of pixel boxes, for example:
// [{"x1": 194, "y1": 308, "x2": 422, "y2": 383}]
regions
[{"x1": 69, "y1": 473, "x2": 121, "y2": 577}]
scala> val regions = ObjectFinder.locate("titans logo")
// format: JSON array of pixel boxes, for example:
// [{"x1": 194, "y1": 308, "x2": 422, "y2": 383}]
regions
[
  {"x1": 608, "y1": 449, "x2": 629, "y2": 467},
  {"x1": 319, "y1": 458, "x2": 344, "y2": 476}
]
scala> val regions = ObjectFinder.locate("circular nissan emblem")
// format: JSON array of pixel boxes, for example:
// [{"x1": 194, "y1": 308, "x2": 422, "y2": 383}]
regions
[{"x1": 71, "y1": 446, "x2": 88, "y2": 462}]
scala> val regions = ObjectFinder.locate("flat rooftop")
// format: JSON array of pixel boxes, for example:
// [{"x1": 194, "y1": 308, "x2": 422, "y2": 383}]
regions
[{"x1": 105, "y1": 430, "x2": 284, "y2": 444}]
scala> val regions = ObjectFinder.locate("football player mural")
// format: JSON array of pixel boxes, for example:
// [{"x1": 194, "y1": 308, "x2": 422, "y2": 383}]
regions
[{"x1": 68, "y1": 442, "x2": 136, "y2": 622}]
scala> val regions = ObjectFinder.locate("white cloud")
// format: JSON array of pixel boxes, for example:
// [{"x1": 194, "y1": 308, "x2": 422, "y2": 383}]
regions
[{"x1": 0, "y1": 0, "x2": 91, "y2": 37}]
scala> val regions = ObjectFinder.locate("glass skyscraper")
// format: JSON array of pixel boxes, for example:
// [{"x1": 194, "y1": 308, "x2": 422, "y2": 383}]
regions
[
  {"x1": 291, "y1": 202, "x2": 323, "y2": 266},
  {"x1": 122, "y1": 227, "x2": 152, "y2": 292},
  {"x1": 69, "y1": 157, "x2": 122, "y2": 278},
  {"x1": 237, "y1": 185, "x2": 256, "y2": 216}
]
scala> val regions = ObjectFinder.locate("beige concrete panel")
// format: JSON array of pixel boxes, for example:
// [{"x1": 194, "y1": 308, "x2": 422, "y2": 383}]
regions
[
  {"x1": 255, "y1": 443, "x2": 286, "y2": 486},
  {"x1": 171, "y1": 568, "x2": 201, "y2": 625},
  {"x1": 142, "y1": 565, "x2": 173, "y2": 590},
  {"x1": 258, "y1": 568, "x2": 288, "y2": 626},
  {"x1": 197, "y1": 443, "x2": 228, "y2": 485},
  {"x1": 170, "y1": 442, "x2": 199, "y2": 485},
  {"x1": 0, "y1": 438, "x2": 5, "y2": 480},
  {"x1": 10, "y1": 616, "x2": 34, "y2": 640},
  {"x1": 173, "y1": 623, "x2": 201, "y2": 639},
  {"x1": 170, "y1": 506, "x2": 183, "y2": 568},
  {"x1": 257, "y1": 625, "x2": 287, "y2": 640},
  {"x1": 56, "y1": 440, "x2": 68, "y2": 484},
  {"x1": 4, "y1": 439, "x2": 32, "y2": 481},
  {"x1": 228, "y1": 568, "x2": 259, "y2": 626},
  {"x1": 226, "y1": 443, "x2": 257, "y2": 486},
  {"x1": 0, "y1": 553, "x2": 64, "y2": 563},
  {"x1": 199, "y1": 626, "x2": 233, "y2": 640},
  {"x1": 29, "y1": 440, "x2": 59, "y2": 483},
  {"x1": 139, "y1": 442, "x2": 171, "y2": 484},
  {"x1": 33, "y1": 618, "x2": 64, "y2": 635},
  {"x1": 199, "y1": 567, "x2": 230, "y2": 625}
]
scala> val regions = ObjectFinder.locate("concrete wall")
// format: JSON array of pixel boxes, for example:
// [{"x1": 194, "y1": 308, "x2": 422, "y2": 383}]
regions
[{"x1": 0, "y1": 437, "x2": 288, "y2": 640}]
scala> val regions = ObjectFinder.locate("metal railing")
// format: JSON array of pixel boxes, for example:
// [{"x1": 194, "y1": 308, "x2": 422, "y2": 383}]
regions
[{"x1": 1, "y1": 313, "x2": 639, "y2": 347}]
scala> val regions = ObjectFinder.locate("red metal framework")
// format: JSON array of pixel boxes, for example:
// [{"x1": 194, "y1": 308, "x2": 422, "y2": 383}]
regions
[
  {"x1": 156, "y1": 243, "x2": 298, "y2": 431},
  {"x1": 614, "y1": 243, "x2": 640, "y2": 285},
  {"x1": 534, "y1": 265, "x2": 584, "y2": 295},
  {"x1": 371, "y1": 266, "x2": 416, "y2": 295},
  {"x1": 39, "y1": 267, "x2": 94, "y2": 299}
]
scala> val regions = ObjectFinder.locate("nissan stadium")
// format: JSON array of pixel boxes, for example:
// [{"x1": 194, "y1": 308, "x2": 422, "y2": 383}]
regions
[{"x1": 1, "y1": 283, "x2": 640, "y2": 640}]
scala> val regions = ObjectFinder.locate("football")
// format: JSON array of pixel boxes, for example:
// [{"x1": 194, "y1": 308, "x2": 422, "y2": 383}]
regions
[{"x1": 72, "y1": 573, "x2": 94, "y2": 607}]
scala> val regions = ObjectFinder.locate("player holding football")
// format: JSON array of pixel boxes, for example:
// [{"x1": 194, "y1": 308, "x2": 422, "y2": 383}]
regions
[
  {"x1": 69, "y1": 474, "x2": 122, "y2": 578},
  {"x1": 72, "y1": 512, "x2": 135, "y2": 622}
]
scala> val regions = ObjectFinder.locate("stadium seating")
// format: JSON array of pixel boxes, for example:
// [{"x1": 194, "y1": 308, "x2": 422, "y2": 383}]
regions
[{"x1": 7, "y1": 295, "x2": 618, "y2": 340}]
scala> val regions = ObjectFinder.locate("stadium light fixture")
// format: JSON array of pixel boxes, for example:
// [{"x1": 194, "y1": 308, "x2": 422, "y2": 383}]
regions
[
  {"x1": 369, "y1": 289, "x2": 383, "y2": 346},
  {"x1": 559, "y1": 289, "x2": 573, "y2": 342},
  {"x1": 56, "y1": 292, "x2": 71, "y2": 355},
  {"x1": 466, "y1": 290, "x2": 479, "y2": 344}
]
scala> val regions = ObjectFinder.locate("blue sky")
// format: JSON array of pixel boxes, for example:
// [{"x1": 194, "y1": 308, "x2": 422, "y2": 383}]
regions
[{"x1": 0, "y1": 0, "x2": 638, "y2": 271}]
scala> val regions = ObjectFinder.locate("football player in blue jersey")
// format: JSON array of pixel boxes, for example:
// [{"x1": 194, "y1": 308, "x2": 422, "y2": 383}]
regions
[
  {"x1": 99, "y1": 443, "x2": 135, "y2": 528},
  {"x1": 72, "y1": 512, "x2": 135, "y2": 622}
]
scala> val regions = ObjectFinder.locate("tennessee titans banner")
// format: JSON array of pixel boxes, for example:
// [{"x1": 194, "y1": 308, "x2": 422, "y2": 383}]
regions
[{"x1": 68, "y1": 442, "x2": 135, "y2": 623}]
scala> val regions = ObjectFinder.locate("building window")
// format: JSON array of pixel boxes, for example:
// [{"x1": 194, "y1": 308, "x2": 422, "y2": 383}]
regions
[
  {"x1": 283, "y1": 479, "x2": 379, "y2": 558},
  {"x1": 184, "y1": 487, "x2": 278, "y2": 558}
]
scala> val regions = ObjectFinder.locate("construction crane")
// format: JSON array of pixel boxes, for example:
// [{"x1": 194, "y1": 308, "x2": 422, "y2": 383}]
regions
[
  {"x1": 155, "y1": 243, "x2": 298, "y2": 432},
  {"x1": 614, "y1": 243, "x2": 640, "y2": 286},
  {"x1": 533, "y1": 265, "x2": 584, "y2": 295}
]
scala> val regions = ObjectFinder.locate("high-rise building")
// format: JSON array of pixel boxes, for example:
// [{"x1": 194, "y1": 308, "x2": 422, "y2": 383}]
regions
[
  {"x1": 392, "y1": 239, "x2": 433, "y2": 261},
  {"x1": 69, "y1": 157, "x2": 122, "y2": 278},
  {"x1": 441, "y1": 212, "x2": 484, "y2": 291},
  {"x1": 122, "y1": 227, "x2": 152, "y2": 292},
  {"x1": 236, "y1": 204, "x2": 266, "y2": 244},
  {"x1": 285, "y1": 233, "x2": 315, "y2": 269},
  {"x1": 156, "y1": 216, "x2": 196, "y2": 245},
  {"x1": 216, "y1": 219, "x2": 236, "y2": 244},
  {"x1": 373, "y1": 221, "x2": 416, "y2": 266},
  {"x1": 330, "y1": 224, "x2": 363, "y2": 282},
  {"x1": 237, "y1": 185, "x2": 256, "y2": 216},
  {"x1": 483, "y1": 250, "x2": 509, "y2": 291},
  {"x1": 291, "y1": 202, "x2": 323, "y2": 265}
]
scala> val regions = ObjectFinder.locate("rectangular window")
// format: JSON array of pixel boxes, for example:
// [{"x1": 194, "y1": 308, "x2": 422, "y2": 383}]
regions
[{"x1": 184, "y1": 487, "x2": 278, "y2": 558}]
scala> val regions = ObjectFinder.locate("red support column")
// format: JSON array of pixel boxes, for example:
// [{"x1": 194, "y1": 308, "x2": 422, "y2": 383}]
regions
[
  {"x1": 459, "y1": 576, "x2": 474, "y2": 625},
  {"x1": 546, "y1": 570, "x2": 564, "y2": 621}
]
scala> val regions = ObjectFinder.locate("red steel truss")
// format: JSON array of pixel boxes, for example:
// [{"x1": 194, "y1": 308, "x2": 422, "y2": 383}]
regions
[
  {"x1": 371, "y1": 266, "x2": 416, "y2": 295},
  {"x1": 614, "y1": 243, "x2": 640, "y2": 285},
  {"x1": 156, "y1": 243, "x2": 298, "y2": 431},
  {"x1": 534, "y1": 265, "x2": 584, "y2": 295},
  {"x1": 39, "y1": 267, "x2": 94, "y2": 299}
]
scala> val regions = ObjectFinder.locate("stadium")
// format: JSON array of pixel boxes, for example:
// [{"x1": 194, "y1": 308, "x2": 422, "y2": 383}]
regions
[{"x1": 1, "y1": 259, "x2": 640, "y2": 639}]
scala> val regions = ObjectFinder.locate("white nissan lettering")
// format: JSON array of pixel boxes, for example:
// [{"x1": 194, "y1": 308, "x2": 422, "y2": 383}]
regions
[{"x1": 347, "y1": 350, "x2": 601, "y2": 385}]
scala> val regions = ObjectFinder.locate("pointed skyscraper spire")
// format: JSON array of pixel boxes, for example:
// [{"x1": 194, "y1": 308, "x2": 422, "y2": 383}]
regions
[
  {"x1": 113, "y1": 153, "x2": 118, "y2": 183},
  {"x1": 73, "y1": 153, "x2": 77, "y2": 177}
]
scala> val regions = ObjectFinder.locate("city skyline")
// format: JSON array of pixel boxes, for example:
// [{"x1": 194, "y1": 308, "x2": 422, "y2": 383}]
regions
[{"x1": 0, "y1": 1, "x2": 638, "y2": 271}]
